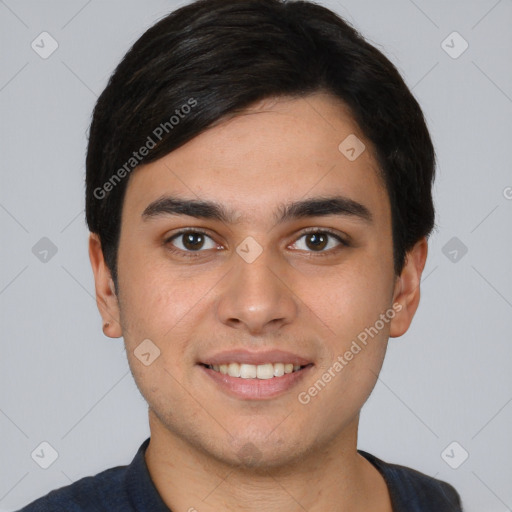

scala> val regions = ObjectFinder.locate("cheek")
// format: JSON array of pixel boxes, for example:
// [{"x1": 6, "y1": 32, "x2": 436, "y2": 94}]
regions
[
  {"x1": 117, "y1": 254, "x2": 223, "y2": 384},
  {"x1": 297, "y1": 308, "x2": 389, "y2": 426},
  {"x1": 299, "y1": 260, "x2": 394, "y2": 342},
  {"x1": 118, "y1": 252, "x2": 200, "y2": 338}
]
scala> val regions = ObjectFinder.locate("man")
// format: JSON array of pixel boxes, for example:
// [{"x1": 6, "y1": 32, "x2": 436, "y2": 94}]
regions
[{"x1": 19, "y1": 0, "x2": 463, "y2": 510}]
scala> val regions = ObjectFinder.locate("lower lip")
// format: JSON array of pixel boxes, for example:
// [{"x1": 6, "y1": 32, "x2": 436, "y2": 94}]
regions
[{"x1": 199, "y1": 364, "x2": 313, "y2": 400}]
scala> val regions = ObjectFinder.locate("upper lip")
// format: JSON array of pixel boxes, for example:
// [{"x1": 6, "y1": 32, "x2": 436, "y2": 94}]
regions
[{"x1": 199, "y1": 349, "x2": 313, "y2": 366}]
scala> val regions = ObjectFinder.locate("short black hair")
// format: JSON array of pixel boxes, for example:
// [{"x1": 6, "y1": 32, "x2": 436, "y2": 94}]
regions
[{"x1": 85, "y1": 0, "x2": 435, "y2": 289}]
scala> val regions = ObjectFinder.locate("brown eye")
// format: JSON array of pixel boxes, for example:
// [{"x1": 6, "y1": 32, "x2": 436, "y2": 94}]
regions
[
  {"x1": 182, "y1": 232, "x2": 205, "y2": 250},
  {"x1": 290, "y1": 230, "x2": 348, "y2": 254},
  {"x1": 167, "y1": 230, "x2": 217, "y2": 253},
  {"x1": 304, "y1": 232, "x2": 328, "y2": 251}
]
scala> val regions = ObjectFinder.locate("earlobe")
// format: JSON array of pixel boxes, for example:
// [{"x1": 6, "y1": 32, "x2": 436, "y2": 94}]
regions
[
  {"x1": 88, "y1": 233, "x2": 123, "y2": 338},
  {"x1": 389, "y1": 237, "x2": 428, "y2": 338}
]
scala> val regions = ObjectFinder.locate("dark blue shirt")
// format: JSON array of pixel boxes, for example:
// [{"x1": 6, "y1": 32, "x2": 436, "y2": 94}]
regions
[{"x1": 18, "y1": 438, "x2": 463, "y2": 511}]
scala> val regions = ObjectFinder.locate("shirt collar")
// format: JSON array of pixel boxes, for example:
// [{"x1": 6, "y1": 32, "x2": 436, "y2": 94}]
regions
[
  {"x1": 123, "y1": 438, "x2": 399, "y2": 511},
  {"x1": 124, "y1": 437, "x2": 172, "y2": 511}
]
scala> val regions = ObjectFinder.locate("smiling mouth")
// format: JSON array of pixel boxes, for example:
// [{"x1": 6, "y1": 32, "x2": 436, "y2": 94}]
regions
[{"x1": 201, "y1": 362, "x2": 312, "y2": 379}]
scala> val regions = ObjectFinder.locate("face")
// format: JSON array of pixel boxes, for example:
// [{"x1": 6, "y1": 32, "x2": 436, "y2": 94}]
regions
[{"x1": 90, "y1": 92, "x2": 426, "y2": 469}]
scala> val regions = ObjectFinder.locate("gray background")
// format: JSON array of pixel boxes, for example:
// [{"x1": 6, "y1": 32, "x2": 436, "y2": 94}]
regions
[{"x1": 1, "y1": 0, "x2": 511, "y2": 510}]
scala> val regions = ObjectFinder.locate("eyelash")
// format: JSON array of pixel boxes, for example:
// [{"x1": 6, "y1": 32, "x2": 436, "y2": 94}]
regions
[{"x1": 164, "y1": 227, "x2": 349, "y2": 259}]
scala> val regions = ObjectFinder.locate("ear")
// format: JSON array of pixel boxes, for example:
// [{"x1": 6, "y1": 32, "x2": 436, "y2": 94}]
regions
[
  {"x1": 88, "y1": 233, "x2": 123, "y2": 338},
  {"x1": 389, "y1": 237, "x2": 428, "y2": 338}
]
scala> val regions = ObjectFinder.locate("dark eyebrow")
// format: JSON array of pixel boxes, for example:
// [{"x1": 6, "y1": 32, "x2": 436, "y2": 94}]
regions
[
  {"x1": 275, "y1": 196, "x2": 372, "y2": 224},
  {"x1": 141, "y1": 195, "x2": 373, "y2": 224},
  {"x1": 141, "y1": 196, "x2": 238, "y2": 224}
]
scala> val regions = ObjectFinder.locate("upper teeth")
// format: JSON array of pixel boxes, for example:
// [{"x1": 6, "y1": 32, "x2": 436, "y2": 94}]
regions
[{"x1": 208, "y1": 363, "x2": 302, "y2": 379}]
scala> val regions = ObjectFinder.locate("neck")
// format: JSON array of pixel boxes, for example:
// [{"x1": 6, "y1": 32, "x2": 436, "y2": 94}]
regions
[{"x1": 144, "y1": 410, "x2": 392, "y2": 512}]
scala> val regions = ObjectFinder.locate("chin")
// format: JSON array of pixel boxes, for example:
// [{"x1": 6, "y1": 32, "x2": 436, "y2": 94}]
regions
[{"x1": 222, "y1": 431, "x2": 307, "y2": 471}]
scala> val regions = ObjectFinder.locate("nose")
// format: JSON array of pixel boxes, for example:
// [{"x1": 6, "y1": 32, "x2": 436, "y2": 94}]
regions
[{"x1": 215, "y1": 246, "x2": 298, "y2": 336}]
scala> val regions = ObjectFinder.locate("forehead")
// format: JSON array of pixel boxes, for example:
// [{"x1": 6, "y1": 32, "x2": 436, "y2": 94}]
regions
[{"x1": 123, "y1": 92, "x2": 390, "y2": 228}]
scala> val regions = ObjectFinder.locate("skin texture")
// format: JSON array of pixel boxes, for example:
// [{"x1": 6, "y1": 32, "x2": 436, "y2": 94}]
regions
[{"x1": 89, "y1": 92, "x2": 428, "y2": 512}]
